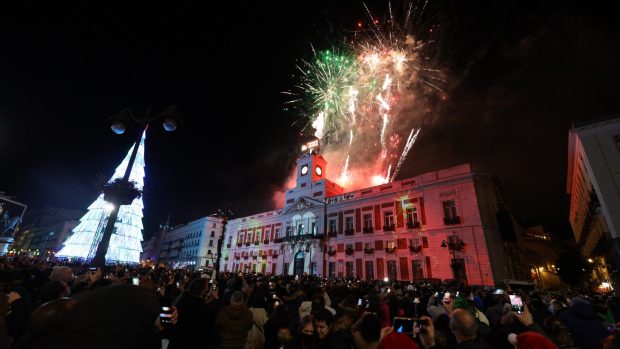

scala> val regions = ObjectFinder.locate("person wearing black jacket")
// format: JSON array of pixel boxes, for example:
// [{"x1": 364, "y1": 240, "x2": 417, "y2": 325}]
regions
[{"x1": 169, "y1": 278, "x2": 218, "y2": 349}]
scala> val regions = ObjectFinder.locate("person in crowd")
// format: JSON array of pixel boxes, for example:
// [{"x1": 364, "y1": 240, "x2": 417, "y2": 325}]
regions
[
  {"x1": 351, "y1": 312, "x2": 419, "y2": 349},
  {"x1": 215, "y1": 291, "x2": 253, "y2": 349},
  {"x1": 169, "y1": 278, "x2": 218, "y2": 349},
  {"x1": 296, "y1": 315, "x2": 314, "y2": 349},
  {"x1": 246, "y1": 289, "x2": 268, "y2": 349},
  {"x1": 299, "y1": 292, "x2": 336, "y2": 320},
  {"x1": 312, "y1": 308, "x2": 336, "y2": 349},
  {"x1": 263, "y1": 304, "x2": 293, "y2": 349},
  {"x1": 559, "y1": 297, "x2": 609, "y2": 349},
  {"x1": 380, "y1": 293, "x2": 404, "y2": 327},
  {"x1": 449, "y1": 308, "x2": 494, "y2": 349},
  {"x1": 428, "y1": 291, "x2": 454, "y2": 323}
]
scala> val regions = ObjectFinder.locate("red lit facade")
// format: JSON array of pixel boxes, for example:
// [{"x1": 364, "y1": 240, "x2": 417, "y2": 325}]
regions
[{"x1": 221, "y1": 152, "x2": 512, "y2": 286}]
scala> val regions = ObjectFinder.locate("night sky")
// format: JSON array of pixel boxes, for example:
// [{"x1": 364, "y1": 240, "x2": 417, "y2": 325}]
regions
[{"x1": 1, "y1": 1, "x2": 619, "y2": 240}]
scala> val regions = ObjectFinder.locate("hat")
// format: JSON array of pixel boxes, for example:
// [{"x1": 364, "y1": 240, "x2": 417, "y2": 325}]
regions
[
  {"x1": 508, "y1": 331, "x2": 558, "y2": 349},
  {"x1": 407, "y1": 284, "x2": 415, "y2": 291}
]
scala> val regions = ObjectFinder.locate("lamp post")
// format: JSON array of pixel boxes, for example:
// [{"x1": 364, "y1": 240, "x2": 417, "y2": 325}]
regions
[
  {"x1": 441, "y1": 231, "x2": 465, "y2": 283},
  {"x1": 213, "y1": 204, "x2": 233, "y2": 281},
  {"x1": 91, "y1": 106, "x2": 179, "y2": 268}
]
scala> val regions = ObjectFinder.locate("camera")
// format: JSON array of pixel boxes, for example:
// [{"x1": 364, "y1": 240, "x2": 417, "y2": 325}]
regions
[{"x1": 509, "y1": 293, "x2": 524, "y2": 314}]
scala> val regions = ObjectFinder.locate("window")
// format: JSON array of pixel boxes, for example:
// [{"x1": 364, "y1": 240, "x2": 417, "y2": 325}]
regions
[
  {"x1": 364, "y1": 242, "x2": 373, "y2": 249},
  {"x1": 211, "y1": 231, "x2": 215, "y2": 237},
  {"x1": 345, "y1": 216, "x2": 354, "y2": 232},
  {"x1": 443, "y1": 200, "x2": 457, "y2": 219},
  {"x1": 311, "y1": 222, "x2": 317, "y2": 235},
  {"x1": 247, "y1": 233, "x2": 253, "y2": 243},
  {"x1": 406, "y1": 206, "x2": 419, "y2": 225},
  {"x1": 329, "y1": 219, "x2": 337, "y2": 233},
  {"x1": 256, "y1": 231, "x2": 261, "y2": 242},
  {"x1": 412, "y1": 260, "x2": 424, "y2": 280},
  {"x1": 208, "y1": 250, "x2": 212, "y2": 255},
  {"x1": 209, "y1": 240, "x2": 213, "y2": 247},
  {"x1": 365, "y1": 261, "x2": 374, "y2": 280},
  {"x1": 298, "y1": 224, "x2": 304, "y2": 235},
  {"x1": 387, "y1": 261, "x2": 397, "y2": 281},
  {"x1": 384, "y1": 211, "x2": 394, "y2": 229},
  {"x1": 386, "y1": 241, "x2": 395, "y2": 249},
  {"x1": 363, "y1": 214, "x2": 373, "y2": 228},
  {"x1": 346, "y1": 262, "x2": 354, "y2": 278},
  {"x1": 275, "y1": 228, "x2": 280, "y2": 238}
]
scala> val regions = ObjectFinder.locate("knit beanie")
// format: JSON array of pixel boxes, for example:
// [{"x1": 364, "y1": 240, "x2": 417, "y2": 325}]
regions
[{"x1": 508, "y1": 331, "x2": 558, "y2": 349}]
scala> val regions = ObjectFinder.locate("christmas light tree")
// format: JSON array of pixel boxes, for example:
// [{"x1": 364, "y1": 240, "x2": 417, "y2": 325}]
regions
[{"x1": 57, "y1": 131, "x2": 146, "y2": 264}]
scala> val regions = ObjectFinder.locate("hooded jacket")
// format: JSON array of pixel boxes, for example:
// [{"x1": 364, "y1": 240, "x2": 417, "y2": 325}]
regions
[
  {"x1": 215, "y1": 303, "x2": 253, "y2": 349},
  {"x1": 559, "y1": 301, "x2": 608, "y2": 349}
]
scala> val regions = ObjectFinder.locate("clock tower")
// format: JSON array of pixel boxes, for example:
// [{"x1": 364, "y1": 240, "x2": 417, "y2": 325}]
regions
[{"x1": 296, "y1": 152, "x2": 327, "y2": 188}]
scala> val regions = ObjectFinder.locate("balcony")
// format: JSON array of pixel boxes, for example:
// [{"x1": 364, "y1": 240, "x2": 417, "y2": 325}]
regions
[
  {"x1": 409, "y1": 245, "x2": 423, "y2": 253},
  {"x1": 328, "y1": 231, "x2": 337, "y2": 238},
  {"x1": 443, "y1": 216, "x2": 461, "y2": 225},
  {"x1": 273, "y1": 237, "x2": 284, "y2": 243},
  {"x1": 383, "y1": 224, "x2": 395, "y2": 232},
  {"x1": 364, "y1": 248, "x2": 375, "y2": 254},
  {"x1": 234, "y1": 255, "x2": 240, "y2": 260},
  {"x1": 263, "y1": 240, "x2": 269, "y2": 244},
  {"x1": 344, "y1": 229, "x2": 355, "y2": 236},
  {"x1": 226, "y1": 244, "x2": 231, "y2": 248},
  {"x1": 237, "y1": 243, "x2": 243, "y2": 247},
  {"x1": 385, "y1": 247, "x2": 395, "y2": 253},
  {"x1": 254, "y1": 241, "x2": 259, "y2": 246},
  {"x1": 327, "y1": 250, "x2": 337, "y2": 256},
  {"x1": 312, "y1": 233, "x2": 324, "y2": 239},
  {"x1": 243, "y1": 255, "x2": 249, "y2": 259},
  {"x1": 363, "y1": 227, "x2": 374, "y2": 234},
  {"x1": 252, "y1": 255, "x2": 257, "y2": 259},
  {"x1": 272, "y1": 253, "x2": 278, "y2": 258},
  {"x1": 245, "y1": 242, "x2": 251, "y2": 247},
  {"x1": 407, "y1": 221, "x2": 421, "y2": 229},
  {"x1": 345, "y1": 248, "x2": 354, "y2": 255}
]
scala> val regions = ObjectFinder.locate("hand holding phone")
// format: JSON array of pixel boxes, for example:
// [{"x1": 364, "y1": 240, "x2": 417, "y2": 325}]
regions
[{"x1": 393, "y1": 317, "x2": 417, "y2": 338}]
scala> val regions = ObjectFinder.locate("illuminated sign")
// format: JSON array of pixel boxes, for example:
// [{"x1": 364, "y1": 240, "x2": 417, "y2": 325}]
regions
[{"x1": 301, "y1": 140, "x2": 320, "y2": 153}]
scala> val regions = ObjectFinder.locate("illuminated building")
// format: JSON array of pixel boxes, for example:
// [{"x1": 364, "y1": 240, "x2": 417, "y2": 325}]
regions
[
  {"x1": 12, "y1": 207, "x2": 82, "y2": 255},
  {"x1": 567, "y1": 116, "x2": 620, "y2": 288},
  {"x1": 157, "y1": 216, "x2": 222, "y2": 270},
  {"x1": 56, "y1": 132, "x2": 147, "y2": 264},
  {"x1": 220, "y1": 142, "x2": 513, "y2": 286}
]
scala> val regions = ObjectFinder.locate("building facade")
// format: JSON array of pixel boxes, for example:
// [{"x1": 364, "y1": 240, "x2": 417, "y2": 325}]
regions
[
  {"x1": 157, "y1": 216, "x2": 223, "y2": 270},
  {"x1": 567, "y1": 116, "x2": 620, "y2": 288},
  {"x1": 221, "y1": 150, "x2": 513, "y2": 286},
  {"x1": 11, "y1": 207, "x2": 82, "y2": 256}
]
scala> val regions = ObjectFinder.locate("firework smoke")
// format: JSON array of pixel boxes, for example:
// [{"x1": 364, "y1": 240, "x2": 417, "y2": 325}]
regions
[{"x1": 287, "y1": 1, "x2": 445, "y2": 191}]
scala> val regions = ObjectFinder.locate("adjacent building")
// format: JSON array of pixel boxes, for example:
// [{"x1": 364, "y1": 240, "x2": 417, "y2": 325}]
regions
[
  {"x1": 12, "y1": 207, "x2": 83, "y2": 256},
  {"x1": 220, "y1": 147, "x2": 514, "y2": 286},
  {"x1": 157, "y1": 216, "x2": 223, "y2": 270},
  {"x1": 567, "y1": 115, "x2": 620, "y2": 288}
]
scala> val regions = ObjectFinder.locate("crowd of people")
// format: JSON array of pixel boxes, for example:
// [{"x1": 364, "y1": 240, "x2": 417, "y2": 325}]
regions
[{"x1": 0, "y1": 255, "x2": 619, "y2": 348}]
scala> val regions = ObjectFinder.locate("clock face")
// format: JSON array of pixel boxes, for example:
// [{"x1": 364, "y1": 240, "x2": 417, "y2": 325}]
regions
[
  {"x1": 301, "y1": 165, "x2": 308, "y2": 175},
  {"x1": 315, "y1": 166, "x2": 322, "y2": 176}
]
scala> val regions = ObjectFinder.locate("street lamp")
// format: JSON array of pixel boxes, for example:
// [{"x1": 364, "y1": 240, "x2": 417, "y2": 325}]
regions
[
  {"x1": 91, "y1": 106, "x2": 180, "y2": 268},
  {"x1": 441, "y1": 231, "x2": 465, "y2": 282},
  {"x1": 213, "y1": 204, "x2": 233, "y2": 280}
]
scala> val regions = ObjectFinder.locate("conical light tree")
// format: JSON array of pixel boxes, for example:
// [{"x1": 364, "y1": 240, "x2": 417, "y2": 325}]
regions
[{"x1": 57, "y1": 131, "x2": 146, "y2": 264}]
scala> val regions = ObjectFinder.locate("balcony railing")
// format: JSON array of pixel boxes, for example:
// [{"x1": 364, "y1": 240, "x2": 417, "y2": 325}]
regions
[
  {"x1": 312, "y1": 233, "x2": 324, "y2": 239},
  {"x1": 345, "y1": 248, "x2": 354, "y2": 255},
  {"x1": 254, "y1": 241, "x2": 259, "y2": 246},
  {"x1": 344, "y1": 229, "x2": 355, "y2": 236},
  {"x1": 245, "y1": 242, "x2": 251, "y2": 247},
  {"x1": 383, "y1": 224, "x2": 395, "y2": 232},
  {"x1": 363, "y1": 227, "x2": 374, "y2": 234},
  {"x1": 243, "y1": 255, "x2": 249, "y2": 259},
  {"x1": 443, "y1": 216, "x2": 461, "y2": 225},
  {"x1": 237, "y1": 243, "x2": 242, "y2": 247},
  {"x1": 385, "y1": 247, "x2": 395, "y2": 253},
  {"x1": 273, "y1": 237, "x2": 284, "y2": 243},
  {"x1": 407, "y1": 221, "x2": 421, "y2": 229},
  {"x1": 234, "y1": 255, "x2": 240, "y2": 260},
  {"x1": 272, "y1": 253, "x2": 278, "y2": 258},
  {"x1": 328, "y1": 231, "x2": 337, "y2": 237},
  {"x1": 364, "y1": 248, "x2": 374, "y2": 254}
]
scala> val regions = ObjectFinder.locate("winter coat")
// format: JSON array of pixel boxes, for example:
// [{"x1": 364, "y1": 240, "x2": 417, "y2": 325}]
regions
[
  {"x1": 245, "y1": 307, "x2": 268, "y2": 349},
  {"x1": 215, "y1": 304, "x2": 253, "y2": 349},
  {"x1": 169, "y1": 292, "x2": 217, "y2": 349},
  {"x1": 559, "y1": 302, "x2": 609, "y2": 349},
  {"x1": 297, "y1": 301, "x2": 336, "y2": 320}
]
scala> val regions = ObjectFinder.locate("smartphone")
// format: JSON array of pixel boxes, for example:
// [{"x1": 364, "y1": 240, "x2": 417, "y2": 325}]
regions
[
  {"x1": 274, "y1": 301, "x2": 280, "y2": 307},
  {"x1": 434, "y1": 292, "x2": 438, "y2": 297},
  {"x1": 176, "y1": 282, "x2": 180, "y2": 288},
  {"x1": 357, "y1": 298, "x2": 362, "y2": 306},
  {"x1": 393, "y1": 317, "x2": 417, "y2": 338},
  {"x1": 89, "y1": 267, "x2": 97, "y2": 271},
  {"x1": 132, "y1": 277, "x2": 140, "y2": 286},
  {"x1": 509, "y1": 293, "x2": 524, "y2": 314},
  {"x1": 160, "y1": 305, "x2": 174, "y2": 326},
  {"x1": 456, "y1": 291, "x2": 460, "y2": 297}
]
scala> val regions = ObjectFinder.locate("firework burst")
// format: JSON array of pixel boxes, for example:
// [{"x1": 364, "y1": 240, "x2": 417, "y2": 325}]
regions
[{"x1": 287, "y1": 1, "x2": 445, "y2": 190}]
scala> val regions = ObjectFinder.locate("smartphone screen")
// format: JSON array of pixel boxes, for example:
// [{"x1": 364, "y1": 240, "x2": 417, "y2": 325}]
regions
[
  {"x1": 160, "y1": 306, "x2": 174, "y2": 326},
  {"x1": 132, "y1": 277, "x2": 140, "y2": 286},
  {"x1": 357, "y1": 298, "x2": 362, "y2": 306},
  {"x1": 393, "y1": 317, "x2": 416, "y2": 338},
  {"x1": 509, "y1": 294, "x2": 524, "y2": 313}
]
